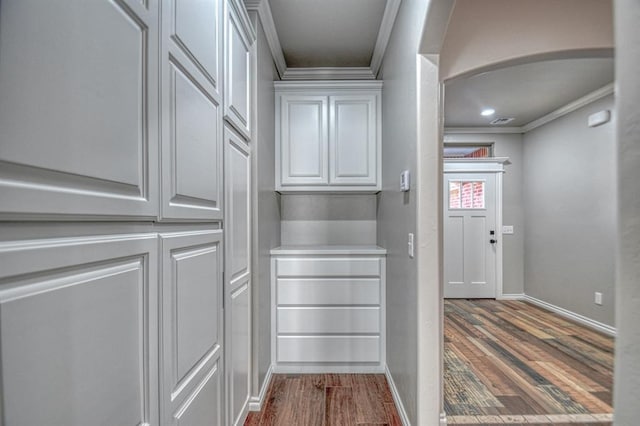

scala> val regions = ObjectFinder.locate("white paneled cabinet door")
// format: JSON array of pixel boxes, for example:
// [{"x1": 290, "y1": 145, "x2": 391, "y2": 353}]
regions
[
  {"x1": 161, "y1": 0, "x2": 223, "y2": 221},
  {"x1": 160, "y1": 230, "x2": 224, "y2": 426},
  {"x1": 330, "y1": 95, "x2": 379, "y2": 186},
  {"x1": 0, "y1": 234, "x2": 159, "y2": 426},
  {"x1": 224, "y1": 126, "x2": 252, "y2": 426},
  {"x1": 278, "y1": 95, "x2": 329, "y2": 187},
  {"x1": 224, "y1": 0, "x2": 254, "y2": 140},
  {"x1": 0, "y1": 0, "x2": 158, "y2": 219}
]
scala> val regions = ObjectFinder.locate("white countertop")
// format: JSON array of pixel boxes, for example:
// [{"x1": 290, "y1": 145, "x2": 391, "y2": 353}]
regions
[{"x1": 270, "y1": 245, "x2": 387, "y2": 255}]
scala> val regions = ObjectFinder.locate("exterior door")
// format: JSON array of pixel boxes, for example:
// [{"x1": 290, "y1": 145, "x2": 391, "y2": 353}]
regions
[{"x1": 444, "y1": 172, "x2": 498, "y2": 298}]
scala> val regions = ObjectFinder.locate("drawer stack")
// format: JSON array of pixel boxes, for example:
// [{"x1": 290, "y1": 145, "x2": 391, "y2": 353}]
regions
[{"x1": 270, "y1": 246, "x2": 386, "y2": 373}]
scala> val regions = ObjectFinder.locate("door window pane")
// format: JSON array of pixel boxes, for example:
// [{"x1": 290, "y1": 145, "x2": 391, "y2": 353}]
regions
[
  {"x1": 449, "y1": 181, "x2": 461, "y2": 209},
  {"x1": 449, "y1": 180, "x2": 485, "y2": 209}
]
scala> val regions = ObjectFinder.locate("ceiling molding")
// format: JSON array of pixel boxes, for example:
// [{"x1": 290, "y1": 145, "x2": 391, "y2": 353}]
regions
[
  {"x1": 245, "y1": 0, "x2": 287, "y2": 78},
  {"x1": 444, "y1": 127, "x2": 524, "y2": 134},
  {"x1": 370, "y1": 0, "x2": 402, "y2": 77},
  {"x1": 521, "y1": 82, "x2": 615, "y2": 133},
  {"x1": 283, "y1": 67, "x2": 375, "y2": 80},
  {"x1": 274, "y1": 80, "x2": 383, "y2": 91},
  {"x1": 248, "y1": 0, "x2": 400, "y2": 80}
]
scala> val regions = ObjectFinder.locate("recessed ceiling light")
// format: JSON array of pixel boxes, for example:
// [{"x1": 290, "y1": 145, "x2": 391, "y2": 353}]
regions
[{"x1": 481, "y1": 108, "x2": 495, "y2": 116}]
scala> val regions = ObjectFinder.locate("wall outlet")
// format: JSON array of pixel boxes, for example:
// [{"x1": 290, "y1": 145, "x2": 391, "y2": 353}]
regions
[
  {"x1": 408, "y1": 233, "x2": 414, "y2": 258},
  {"x1": 595, "y1": 292, "x2": 603, "y2": 305},
  {"x1": 502, "y1": 225, "x2": 514, "y2": 235}
]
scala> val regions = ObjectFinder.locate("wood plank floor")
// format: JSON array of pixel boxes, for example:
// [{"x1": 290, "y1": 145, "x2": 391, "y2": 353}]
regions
[
  {"x1": 444, "y1": 299, "x2": 614, "y2": 425},
  {"x1": 244, "y1": 374, "x2": 402, "y2": 425}
]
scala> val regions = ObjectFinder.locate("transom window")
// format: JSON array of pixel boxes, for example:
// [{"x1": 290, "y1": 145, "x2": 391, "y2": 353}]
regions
[{"x1": 449, "y1": 180, "x2": 485, "y2": 209}]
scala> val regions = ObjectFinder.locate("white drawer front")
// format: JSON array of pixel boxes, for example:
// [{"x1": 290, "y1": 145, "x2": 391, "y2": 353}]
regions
[
  {"x1": 276, "y1": 258, "x2": 380, "y2": 277},
  {"x1": 277, "y1": 278, "x2": 380, "y2": 305},
  {"x1": 277, "y1": 307, "x2": 380, "y2": 334},
  {"x1": 277, "y1": 336, "x2": 380, "y2": 363}
]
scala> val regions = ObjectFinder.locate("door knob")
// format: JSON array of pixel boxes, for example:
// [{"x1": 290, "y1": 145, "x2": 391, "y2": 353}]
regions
[{"x1": 490, "y1": 239, "x2": 497, "y2": 244}]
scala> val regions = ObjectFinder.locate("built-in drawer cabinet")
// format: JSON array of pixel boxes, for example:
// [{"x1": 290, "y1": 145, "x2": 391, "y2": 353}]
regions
[{"x1": 271, "y1": 248, "x2": 386, "y2": 373}]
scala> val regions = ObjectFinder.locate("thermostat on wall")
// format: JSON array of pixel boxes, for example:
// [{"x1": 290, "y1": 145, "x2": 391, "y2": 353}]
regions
[{"x1": 400, "y1": 170, "x2": 410, "y2": 192}]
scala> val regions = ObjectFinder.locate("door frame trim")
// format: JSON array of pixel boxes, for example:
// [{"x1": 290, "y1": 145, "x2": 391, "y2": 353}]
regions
[{"x1": 443, "y1": 158, "x2": 509, "y2": 298}]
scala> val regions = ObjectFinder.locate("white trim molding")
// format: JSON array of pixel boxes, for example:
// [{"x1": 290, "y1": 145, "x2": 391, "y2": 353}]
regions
[
  {"x1": 385, "y1": 365, "x2": 411, "y2": 426},
  {"x1": 244, "y1": 0, "x2": 287, "y2": 78},
  {"x1": 522, "y1": 83, "x2": 614, "y2": 132},
  {"x1": 370, "y1": 0, "x2": 402, "y2": 77},
  {"x1": 444, "y1": 126, "x2": 523, "y2": 134},
  {"x1": 274, "y1": 80, "x2": 383, "y2": 92},
  {"x1": 498, "y1": 293, "x2": 526, "y2": 300},
  {"x1": 247, "y1": 365, "x2": 273, "y2": 411},
  {"x1": 244, "y1": 0, "x2": 401, "y2": 80},
  {"x1": 524, "y1": 295, "x2": 616, "y2": 337},
  {"x1": 282, "y1": 67, "x2": 375, "y2": 80}
]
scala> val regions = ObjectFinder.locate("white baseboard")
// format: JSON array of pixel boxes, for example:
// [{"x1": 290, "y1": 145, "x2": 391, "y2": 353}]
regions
[
  {"x1": 440, "y1": 411, "x2": 448, "y2": 425},
  {"x1": 384, "y1": 364, "x2": 411, "y2": 426},
  {"x1": 498, "y1": 293, "x2": 525, "y2": 300},
  {"x1": 248, "y1": 365, "x2": 273, "y2": 411},
  {"x1": 523, "y1": 295, "x2": 616, "y2": 336},
  {"x1": 272, "y1": 365, "x2": 385, "y2": 374}
]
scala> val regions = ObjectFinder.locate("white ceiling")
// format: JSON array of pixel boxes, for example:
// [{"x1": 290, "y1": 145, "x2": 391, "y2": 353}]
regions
[
  {"x1": 444, "y1": 57, "x2": 615, "y2": 128},
  {"x1": 269, "y1": 0, "x2": 387, "y2": 68}
]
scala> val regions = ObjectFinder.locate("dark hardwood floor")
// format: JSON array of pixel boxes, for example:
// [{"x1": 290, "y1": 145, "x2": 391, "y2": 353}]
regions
[
  {"x1": 444, "y1": 299, "x2": 614, "y2": 425},
  {"x1": 244, "y1": 374, "x2": 402, "y2": 426}
]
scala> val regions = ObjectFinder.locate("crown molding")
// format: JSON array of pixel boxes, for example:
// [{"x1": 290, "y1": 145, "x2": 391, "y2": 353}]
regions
[
  {"x1": 444, "y1": 127, "x2": 524, "y2": 134},
  {"x1": 247, "y1": 0, "x2": 400, "y2": 80},
  {"x1": 245, "y1": 0, "x2": 287, "y2": 78},
  {"x1": 274, "y1": 80, "x2": 383, "y2": 91},
  {"x1": 370, "y1": 0, "x2": 402, "y2": 77},
  {"x1": 521, "y1": 82, "x2": 615, "y2": 133},
  {"x1": 282, "y1": 67, "x2": 375, "y2": 81}
]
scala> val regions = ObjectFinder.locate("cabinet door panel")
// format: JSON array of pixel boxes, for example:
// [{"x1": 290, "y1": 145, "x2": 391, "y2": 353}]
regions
[
  {"x1": 225, "y1": 127, "x2": 251, "y2": 282},
  {"x1": 0, "y1": 0, "x2": 158, "y2": 218},
  {"x1": 228, "y1": 280, "x2": 251, "y2": 426},
  {"x1": 279, "y1": 96, "x2": 329, "y2": 186},
  {"x1": 161, "y1": 0, "x2": 223, "y2": 221},
  {"x1": 330, "y1": 95, "x2": 378, "y2": 186},
  {"x1": 0, "y1": 234, "x2": 158, "y2": 426},
  {"x1": 224, "y1": 125, "x2": 251, "y2": 425},
  {"x1": 224, "y1": 0, "x2": 253, "y2": 140},
  {"x1": 173, "y1": 363, "x2": 223, "y2": 426},
  {"x1": 160, "y1": 230, "x2": 223, "y2": 426},
  {"x1": 172, "y1": 0, "x2": 222, "y2": 95}
]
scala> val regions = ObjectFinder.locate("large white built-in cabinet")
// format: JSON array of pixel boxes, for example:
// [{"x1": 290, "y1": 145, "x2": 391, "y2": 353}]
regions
[
  {"x1": 275, "y1": 81, "x2": 382, "y2": 192},
  {"x1": 0, "y1": 0, "x2": 255, "y2": 425},
  {"x1": 271, "y1": 246, "x2": 387, "y2": 373}
]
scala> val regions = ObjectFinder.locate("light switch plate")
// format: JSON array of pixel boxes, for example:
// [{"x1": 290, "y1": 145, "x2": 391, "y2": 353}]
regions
[
  {"x1": 502, "y1": 225, "x2": 514, "y2": 235},
  {"x1": 400, "y1": 170, "x2": 410, "y2": 192},
  {"x1": 408, "y1": 233, "x2": 414, "y2": 258}
]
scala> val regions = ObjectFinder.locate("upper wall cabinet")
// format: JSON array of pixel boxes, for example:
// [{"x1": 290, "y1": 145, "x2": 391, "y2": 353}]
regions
[
  {"x1": 275, "y1": 82, "x2": 382, "y2": 192},
  {"x1": 0, "y1": 0, "x2": 159, "y2": 219},
  {"x1": 160, "y1": 0, "x2": 224, "y2": 221},
  {"x1": 224, "y1": 0, "x2": 255, "y2": 141}
]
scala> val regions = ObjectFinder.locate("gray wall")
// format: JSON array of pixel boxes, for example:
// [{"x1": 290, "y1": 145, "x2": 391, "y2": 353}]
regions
[
  {"x1": 613, "y1": 0, "x2": 640, "y2": 421},
  {"x1": 377, "y1": 0, "x2": 428, "y2": 423},
  {"x1": 444, "y1": 133, "x2": 525, "y2": 295},
  {"x1": 280, "y1": 195, "x2": 376, "y2": 245},
  {"x1": 250, "y1": 13, "x2": 280, "y2": 394},
  {"x1": 523, "y1": 95, "x2": 616, "y2": 327}
]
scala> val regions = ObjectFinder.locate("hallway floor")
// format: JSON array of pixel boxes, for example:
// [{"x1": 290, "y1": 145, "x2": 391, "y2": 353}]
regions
[
  {"x1": 444, "y1": 299, "x2": 614, "y2": 425},
  {"x1": 245, "y1": 374, "x2": 401, "y2": 425}
]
